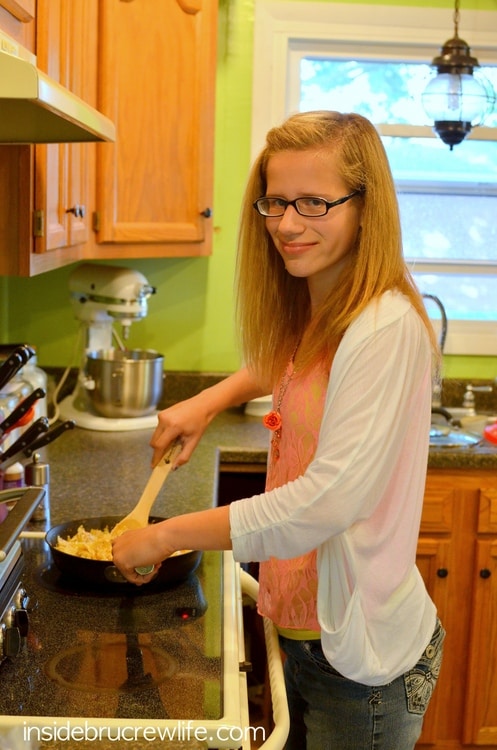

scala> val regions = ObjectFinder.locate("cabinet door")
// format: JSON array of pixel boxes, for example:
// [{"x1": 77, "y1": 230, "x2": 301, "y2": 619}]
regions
[
  {"x1": 463, "y1": 539, "x2": 497, "y2": 745},
  {"x1": 416, "y1": 538, "x2": 451, "y2": 746},
  {"x1": 35, "y1": 0, "x2": 96, "y2": 259},
  {"x1": 0, "y1": 146, "x2": 33, "y2": 276},
  {"x1": 94, "y1": 0, "x2": 216, "y2": 255},
  {"x1": 64, "y1": 0, "x2": 97, "y2": 247},
  {"x1": 35, "y1": 0, "x2": 64, "y2": 253}
]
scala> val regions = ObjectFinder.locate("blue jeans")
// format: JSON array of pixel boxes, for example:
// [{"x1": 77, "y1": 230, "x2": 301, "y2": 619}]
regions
[{"x1": 279, "y1": 619, "x2": 445, "y2": 750}]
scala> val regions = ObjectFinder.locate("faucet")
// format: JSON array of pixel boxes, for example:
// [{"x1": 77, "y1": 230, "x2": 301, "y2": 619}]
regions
[
  {"x1": 462, "y1": 383, "x2": 493, "y2": 416},
  {"x1": 422, "y1": 293, "x2": 448, "y2": 410},
  {"x1": 422, "y1": 294, "x2": 448, "y2": 354}
]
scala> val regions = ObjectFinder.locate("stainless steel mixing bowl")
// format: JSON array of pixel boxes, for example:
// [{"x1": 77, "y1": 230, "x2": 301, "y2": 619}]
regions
[{"x1": 85, "y1": 348, "x2": 164, "y2": 418}]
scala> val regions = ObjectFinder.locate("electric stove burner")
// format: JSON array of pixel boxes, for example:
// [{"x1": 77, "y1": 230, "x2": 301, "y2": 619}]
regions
[
  {"x1": 36, "y1": 562, "x2": 200, "y2": 598},
  {"x1": 35, "y1": 562, "x2": 209, "y2": 633},
  {"x1": 44, "y1": 634, "x2": 178, "y2": 693},
  {"x1": 37, "y1": 561, "x2": 150, "y2": 597}
]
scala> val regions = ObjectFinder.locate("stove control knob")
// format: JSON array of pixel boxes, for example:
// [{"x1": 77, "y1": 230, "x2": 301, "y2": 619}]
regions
[
  {"x1": 15, "y1": 588, "x2": 36, "y2": 613},
  {"x1": 5, "y1": 601, "x2": 30, "y2": 638},
  {"x1": 14, "y1": 588, "x2": 29, "y2": 610},
  {"x1": 0, "y1": 623, "x2": 21, "y2": 658},
  {"x1": 14, "y1": 609, "x2": 29, "y2": 638}
]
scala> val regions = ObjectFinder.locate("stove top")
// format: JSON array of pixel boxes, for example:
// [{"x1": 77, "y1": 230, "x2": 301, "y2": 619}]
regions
[{"x1": 0, "y1": 537, "x2": 247, "y2": 749}]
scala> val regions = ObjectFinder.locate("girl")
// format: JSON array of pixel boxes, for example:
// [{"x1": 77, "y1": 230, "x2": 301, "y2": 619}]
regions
[{"x1": 113, "y1": 111, "x2": 445, "y2": 750}]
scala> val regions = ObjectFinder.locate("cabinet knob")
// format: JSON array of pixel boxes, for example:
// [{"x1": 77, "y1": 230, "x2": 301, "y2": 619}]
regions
[
  {"x1": 436, "y1": 568, "x2": 449, "y2": 578},
  {"x1": 200, "y1": 207, "x2": 212, "y2": 218},
  {"x1": 65, "y1": 205, "x2": 86, "y2": 219},
  {"x1": 480, "y1": 568, "x2": 492, "y2": 579}
]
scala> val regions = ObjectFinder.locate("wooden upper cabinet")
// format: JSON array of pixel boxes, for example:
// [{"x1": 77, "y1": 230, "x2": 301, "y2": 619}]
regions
[
  {"x1": 93, "y1": 0, "x2": 217, "y2": 257},
  {"x1": 34, "y1": 0, "x2": 96, "y2": 267},
  {"x1": 0, "y1": 0, "x2": 217, "y2": 275},
  {"x1": 0, "y1": 0, "x2": 97, "y2": 276}
]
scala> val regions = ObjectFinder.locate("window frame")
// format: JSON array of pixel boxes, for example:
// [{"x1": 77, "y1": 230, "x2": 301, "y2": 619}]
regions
[{"x1": 251, "y1": 1, "x2": 497, "y2": 355}]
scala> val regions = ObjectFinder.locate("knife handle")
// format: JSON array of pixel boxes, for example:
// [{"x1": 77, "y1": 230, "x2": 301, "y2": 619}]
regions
[
  {"x1": 0, "y1": 417, "x2": 49, "y2": 466},
  {"x1": 23, "y1": 419, "x2": 76, "y2": 457},
  {"x1": 0, "y1": 387, "x2": 46, "y2": 436}
]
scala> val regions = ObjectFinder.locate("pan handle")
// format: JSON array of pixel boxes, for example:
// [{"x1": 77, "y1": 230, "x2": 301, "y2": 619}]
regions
[
  {"x1": 104, "y1": 565, "x2": 130, "y2": 584},
  {"x1": 0, "y1": 487, "x2": 46, "y2": 560}
]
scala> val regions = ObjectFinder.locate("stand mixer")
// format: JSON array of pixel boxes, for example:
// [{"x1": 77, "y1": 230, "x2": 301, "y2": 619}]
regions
[{"x1": 58, "y1": 263, "x2": 161, "y2": 432}]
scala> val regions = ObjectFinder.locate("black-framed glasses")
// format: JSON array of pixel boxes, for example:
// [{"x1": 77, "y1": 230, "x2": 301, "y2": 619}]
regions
[{"x1": 253, "y1": 190, "x2": 362, "y2": 218}]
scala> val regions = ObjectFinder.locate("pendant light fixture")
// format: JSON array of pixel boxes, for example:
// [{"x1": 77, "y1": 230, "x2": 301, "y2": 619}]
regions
[{"x1": 421, "y1": 0, "x2": 495, "y2": 150}]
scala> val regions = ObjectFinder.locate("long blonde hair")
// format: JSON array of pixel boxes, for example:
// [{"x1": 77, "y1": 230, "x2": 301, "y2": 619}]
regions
[{"x1": 235, "y1": 111, "x2": 437, "y2": 384}]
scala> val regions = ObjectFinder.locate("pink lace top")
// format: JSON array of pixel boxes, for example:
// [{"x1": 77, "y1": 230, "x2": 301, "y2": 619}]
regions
[{"x1": 257, "y1": 358, "x2": 330, "y2": 631}]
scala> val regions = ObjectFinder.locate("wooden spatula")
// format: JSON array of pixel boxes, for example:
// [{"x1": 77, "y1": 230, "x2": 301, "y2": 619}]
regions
[{"x1": 111, "y1": 441, "x2": 182, "y2": 539}]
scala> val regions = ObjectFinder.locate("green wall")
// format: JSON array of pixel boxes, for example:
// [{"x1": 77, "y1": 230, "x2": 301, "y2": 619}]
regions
[{"x1": 2, "y1": 0, "x2": 497, "y2": 380}]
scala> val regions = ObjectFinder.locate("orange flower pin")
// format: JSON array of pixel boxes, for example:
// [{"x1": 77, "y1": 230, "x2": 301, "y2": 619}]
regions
[{"x1": 263, "y1": 410, "x2": 282, "y2": 431}]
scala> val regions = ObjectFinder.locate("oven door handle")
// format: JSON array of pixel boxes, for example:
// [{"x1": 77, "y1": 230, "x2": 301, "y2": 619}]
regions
[
  {"x1": 0, "y1": 487, "x2": 46, "y2": 560},
  {"x1": 240, "y1": 570, "x2": 290, "y2": 750}
]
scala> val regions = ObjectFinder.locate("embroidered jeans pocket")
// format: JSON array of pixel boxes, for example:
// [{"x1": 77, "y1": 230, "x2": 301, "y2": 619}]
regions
[{"x1": 404, "y1": 620, "x2": 446, "y2": 715}]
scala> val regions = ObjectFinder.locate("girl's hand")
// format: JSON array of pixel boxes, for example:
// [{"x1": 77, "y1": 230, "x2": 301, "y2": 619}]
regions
[
  {"x1": 150, "y1": 393, "x2": 214, "y2": 467},
  {"x1": 112, "y1": 507, "x2": 232, "y2": 584},
  {"x1": 150, "y1": 368, "x2": 269, "y2": 467},
  {"x1": 112, "y1": 523, "x2": 173, "y2": 585}
]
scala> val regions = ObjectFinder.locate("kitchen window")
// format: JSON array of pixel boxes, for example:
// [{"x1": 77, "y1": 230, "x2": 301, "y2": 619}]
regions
[{"x1": 252, "y1": 1, "x2": 497, "y2": 354}]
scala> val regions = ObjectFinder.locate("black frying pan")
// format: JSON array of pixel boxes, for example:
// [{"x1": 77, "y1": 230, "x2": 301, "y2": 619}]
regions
[{"x1": 45, "y1": 515, "x2": 202, "y2": 591}]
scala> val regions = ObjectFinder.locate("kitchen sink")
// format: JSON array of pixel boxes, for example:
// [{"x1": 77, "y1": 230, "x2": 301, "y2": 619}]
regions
[
  {"x1": 429, "y1": 424, "x2": 482, "y2": 448},
  {"x1": 431, "y1": 405, "x2": 497, "y2": 446},
  {"x1": 430, "y1": 416, "x2": 497, "y2": 448}
]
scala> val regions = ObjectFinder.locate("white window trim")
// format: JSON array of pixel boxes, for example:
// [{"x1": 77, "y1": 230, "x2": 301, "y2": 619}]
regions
[{"x1": 251, "y1": 1, "x2": 497, "y2": 356}]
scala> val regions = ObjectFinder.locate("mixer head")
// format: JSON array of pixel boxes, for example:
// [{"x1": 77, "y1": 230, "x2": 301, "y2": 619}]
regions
[{"x1": 68, "y1": 263, "x2": 156, "y2": 339}]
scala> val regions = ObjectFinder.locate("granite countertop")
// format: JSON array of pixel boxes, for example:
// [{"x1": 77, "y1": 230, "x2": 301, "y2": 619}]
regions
[
  {"x1": 35, "y1": 405, "x2": 497, "y2": 530},
  {"x1": 427, "y1": 439, "x2": 497, "y2": 469}
]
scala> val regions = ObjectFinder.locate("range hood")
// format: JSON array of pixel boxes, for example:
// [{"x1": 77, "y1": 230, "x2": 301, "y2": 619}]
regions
[{"x1": 0, "y1": 31, "x2": 115, "y2": 144}]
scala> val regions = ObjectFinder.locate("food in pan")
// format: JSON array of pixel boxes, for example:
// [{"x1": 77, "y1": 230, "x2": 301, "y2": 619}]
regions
[
  {"x1": 55, "y1": 525, "x2": 114, "y2": 561},
  {"x1": 55, "y1": 524, "x2": 188, "y2": 562}
]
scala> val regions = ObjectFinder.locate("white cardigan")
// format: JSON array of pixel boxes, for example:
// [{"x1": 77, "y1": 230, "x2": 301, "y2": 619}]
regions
[{"x1": 229, "y1": 291, "x2": 437, "y2": 685}]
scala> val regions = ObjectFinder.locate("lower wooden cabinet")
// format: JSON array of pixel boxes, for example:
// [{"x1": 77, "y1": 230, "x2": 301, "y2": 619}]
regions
[
  {"x1": 463, "y1": 539, "x2": 497, "y2": 746},
  {"x1": 416, "y1": 470, "x2": 497, "y2": 749}
]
